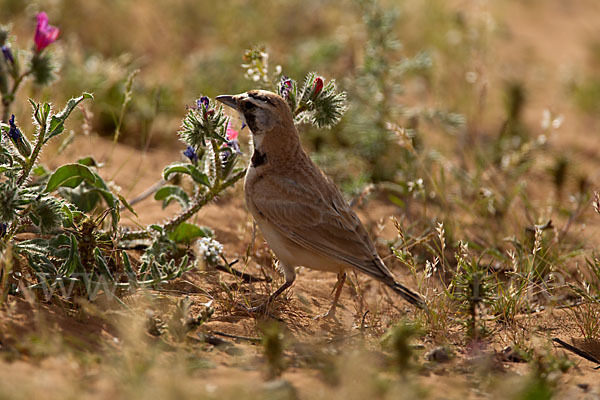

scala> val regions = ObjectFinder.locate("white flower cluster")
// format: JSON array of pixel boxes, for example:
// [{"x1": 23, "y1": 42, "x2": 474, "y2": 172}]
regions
[
  {"x1": 196, "y1": 237, "x2": 223, "y2": 265},
  {"x1": 407, "y1": 178, "x2": 424, "y2": 198}
]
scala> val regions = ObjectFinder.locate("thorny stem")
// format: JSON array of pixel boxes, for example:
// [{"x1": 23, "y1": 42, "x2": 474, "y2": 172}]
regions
[
  {"x1": 294, "y1": 104, "x2": 307, "y2": 116},
  {"x1": 210, "y1": 138, "x2": 222, "y2": 183},
  {"x1": 17, "y1": 113, "x2": 46, "y2": 186},
  {"x1": 120, "y1": 168, "x2": 246, "y2": 241}
]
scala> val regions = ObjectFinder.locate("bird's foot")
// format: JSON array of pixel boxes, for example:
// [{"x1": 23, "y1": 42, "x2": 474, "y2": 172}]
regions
[
  {"x1": 313, "y1": 307, "x2": 340, "y2": 322},
  {"x1": 238, "y1": 301, "x2": 270, "y2": 315}
]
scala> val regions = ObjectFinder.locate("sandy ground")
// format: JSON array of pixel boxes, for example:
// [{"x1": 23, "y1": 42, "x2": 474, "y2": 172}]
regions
[{"x1": 2, "y1": 1, "x2": 600, "y2": 398}]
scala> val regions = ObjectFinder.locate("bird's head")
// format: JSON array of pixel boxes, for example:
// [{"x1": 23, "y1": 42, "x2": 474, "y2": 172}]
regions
[{"x1": 216, "y1": 90, "x2": 295, "y2": 147}]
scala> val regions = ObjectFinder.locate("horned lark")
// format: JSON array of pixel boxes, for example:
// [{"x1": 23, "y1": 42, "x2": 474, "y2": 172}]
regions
[{"x1": 216, "y1": 90, "x2": 425, "y2": 317}]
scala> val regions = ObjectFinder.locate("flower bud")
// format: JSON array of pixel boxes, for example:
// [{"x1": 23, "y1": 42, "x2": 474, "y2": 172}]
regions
[
  {"x1": 183, "y1": 146, "x2": 198, "y2": 164},
  {"x1": 313, "y1": 76, "x2": 324, "y2": 97},
  {"x1": 8, "y1": 115, "x2": 32, "y2": 157},
  {"x1": 1, "y1": 45, "x2": 14, "y2": 65}
]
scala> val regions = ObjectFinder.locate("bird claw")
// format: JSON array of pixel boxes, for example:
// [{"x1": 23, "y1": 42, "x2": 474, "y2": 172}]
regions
[
  {"x1": 313, "y1": 308, "x2": 340, "y2": 322},
  {"x1": 239, "y1": 301, "x2": 270, "y2": 315}
]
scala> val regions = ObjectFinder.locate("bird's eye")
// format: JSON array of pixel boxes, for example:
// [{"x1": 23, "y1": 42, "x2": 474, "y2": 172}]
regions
[{"x1": 243, "y1": 101, "x2": 256, "y2": 111}]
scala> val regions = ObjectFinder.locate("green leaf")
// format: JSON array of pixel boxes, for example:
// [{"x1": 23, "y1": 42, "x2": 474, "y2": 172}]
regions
[
  {"x1": 118, "y1": 193, "x2": 138, "y2": 217},
  {"x1": 85, "y1": 168, "x2": 120, "y2": 230},
  {"x1": 61, "y1": 204, "x2": 74, "y2": 228},
  {"x1": 33, "y1": 165, "x2": 49, "y2": 177},
  {"x1": 154, "y1": 185, "x2": 190, "y2": 209},
  {"x1": 45, "y1": 164, "x2": 96, "y2": 192},
  {"x1": 188, "y1": 165, "x2": 211, "y2": 186},
  {"x1": 163, "y1": 163, "x2": 190, "y2": 180},
  {"x1": 59, "y1": 184, "x2": 101, "y2": 213},
  {"x1": 163, "y1": 163, "x2": 210, "y2": 187},
  {"x1": 94, "y1": 247, "x2": 114, "y2": 281},
  {"x1": 45, "y1": 93, "x2": 93, "y2": 142},
  {"x1": 168, "y1": 222, "x2": 212, "y2": 244},
  {"x1": 60, "y1": 234, "x2": 84, "y2": 276},
  {"x1": 149, "y1": 225, "x2": 164, "y2": 235},
  {"x1": 387, "y1": 194, "x2": 405, "y2": 208},
  {"x1": 77, "y1": 156, "x2": 102, "y2": 167},
  {"x1": 122, "y1": 251, "x2": 138, "y2": 285}
]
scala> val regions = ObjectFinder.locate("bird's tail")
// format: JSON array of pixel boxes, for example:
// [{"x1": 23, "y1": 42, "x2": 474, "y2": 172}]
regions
[{"x1": 388, "y1": 281, "x2": 428, "y2": 310}]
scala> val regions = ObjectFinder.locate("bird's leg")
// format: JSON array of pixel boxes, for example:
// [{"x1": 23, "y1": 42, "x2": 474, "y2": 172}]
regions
[
  {"x1": 246, "y1": 264, "x2": 296, "y2": 314},
  {"x1": 315, "y1": 271, "x2": 346, "y2": 320}
]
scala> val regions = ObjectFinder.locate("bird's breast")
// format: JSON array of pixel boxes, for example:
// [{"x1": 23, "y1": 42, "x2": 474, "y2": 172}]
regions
[{"x1": 244, "y1": 166, "x2": 263, "y2": 221}]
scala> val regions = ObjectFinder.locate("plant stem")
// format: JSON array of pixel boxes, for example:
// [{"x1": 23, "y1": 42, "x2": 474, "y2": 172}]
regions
[
  {"x1": 17, "y1": 117, "x2": 45, "y2": 185},
  {"x1": 120, "y1": 168, "x2": 246, "y2": 241}
]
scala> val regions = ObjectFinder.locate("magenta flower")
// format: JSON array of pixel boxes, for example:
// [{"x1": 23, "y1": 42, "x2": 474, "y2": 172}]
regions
[
  {"x1": 34, "y1": 12, "x2": 60, "y2": 52},
  {"x1": 223, "y1": 122, "x2": 241, "y2": 158},
  {"x1": 226, "y1": 122, "x2": 239, "y2": 141}
]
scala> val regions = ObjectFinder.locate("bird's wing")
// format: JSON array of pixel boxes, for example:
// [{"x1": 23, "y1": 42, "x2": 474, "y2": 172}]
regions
[{"x1": 249, "y1": 173, "x2": 395, "y2": 282}]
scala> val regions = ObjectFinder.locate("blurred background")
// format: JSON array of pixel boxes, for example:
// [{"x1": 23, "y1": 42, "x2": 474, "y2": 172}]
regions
[{"x1": 2, "y1": 0, "x2": 600, "y2": 201}]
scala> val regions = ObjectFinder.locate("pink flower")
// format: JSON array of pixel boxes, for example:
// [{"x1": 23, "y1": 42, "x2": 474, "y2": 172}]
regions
[
  {"x1": 226, "y1": 122, "x2": 239, "y2": 141},
  {"x1": 34, "y1": 12, "x2": 59, "y2": 52},
  {"x1": 223, "y1": 122, "x2": 241, "y2": 155}
]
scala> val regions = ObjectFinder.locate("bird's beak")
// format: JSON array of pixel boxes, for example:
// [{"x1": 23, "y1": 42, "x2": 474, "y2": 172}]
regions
[{"x1": 215, "y1": 95, "x2": 239, "y2": 111}]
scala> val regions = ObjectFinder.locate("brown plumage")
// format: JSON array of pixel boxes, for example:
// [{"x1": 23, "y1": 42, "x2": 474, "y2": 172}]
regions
[{"x1": 216, "y1": 90, "x2": 425, "y2": 317}]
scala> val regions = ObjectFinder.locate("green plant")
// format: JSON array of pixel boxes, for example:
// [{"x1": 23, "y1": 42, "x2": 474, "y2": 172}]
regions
[
  {"x1": 0, "y1": 33, "x2": 347, "y2": 305},
  {"x1": 450, "y1": 245, "x2": 495, "y2": 340},
  {"x1": 260, "y1": 321, "x2": 287, "y2": 378},
  {"x1": 168, "y1": 297, "x2": 214, "y2": 342},
  {"x1": 335, "y1": 0, "x2": 463, "y2": 185},
  {"x1": 380, "y1": 319, "x2": 420, "y2": 374}
]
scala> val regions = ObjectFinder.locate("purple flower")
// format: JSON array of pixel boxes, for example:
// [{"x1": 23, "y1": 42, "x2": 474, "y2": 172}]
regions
[
  {"x1": 279, "y1": 76, "x2": 293, "y2": 99},
  {"x1": 34, "y1": 12, "x2": 60, "y2": 52},
  {"x1": 8, "y1": 115, "x2": 23, "y2": 142},
  {"x1": 197, "y1": 96, "x2": 210, "y2": 108},
  {"x1": 1, "y1": 45, "x2": 14, "y2": 65},
  {"x1": 190, "y1": 96, "x2": 214, "y2": 118},
  {"x1": 183, "y1": 146, "x2": 198, "y2": 163},
  {"x1": 0, "y1": 222, "x2": 7, "y2": 237},
  {"x1": 7, "y1": 114, "x2": 31, "y2": 157},
  {"x1": 220, "y1": 144, "x2": 240, "y2": 167},
  {"x1": 227, "y1": 140, "x2": 241, "y2": 154}
]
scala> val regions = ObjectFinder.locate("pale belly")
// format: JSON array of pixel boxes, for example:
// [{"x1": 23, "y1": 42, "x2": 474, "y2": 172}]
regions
[{"x1": 256, "y1": 220, "x2": 346, "y2": 273}]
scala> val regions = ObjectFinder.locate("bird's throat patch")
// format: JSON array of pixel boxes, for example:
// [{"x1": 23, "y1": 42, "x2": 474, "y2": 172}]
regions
[
  {"x1": 251, "y1": 149, "x2": 267, "y2": 167},
  {"x1": 244, "y1": 112, "x2": 258, "y2": 133}
]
